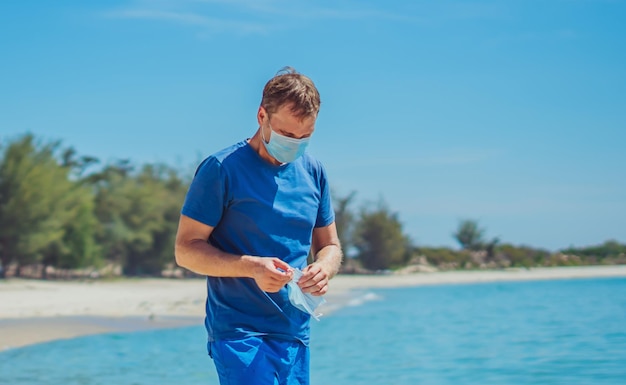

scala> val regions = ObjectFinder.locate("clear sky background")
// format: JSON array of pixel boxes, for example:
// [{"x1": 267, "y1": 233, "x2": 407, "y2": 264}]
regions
[{"x1": 1, "y1": 0, "x2": 625, "y2": 251}]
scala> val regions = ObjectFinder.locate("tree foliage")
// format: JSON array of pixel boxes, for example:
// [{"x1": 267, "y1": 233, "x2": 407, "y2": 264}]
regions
[
  {"x1": 0, "y1": 134, "x2": 102, "y2": 277},
  {"x1": 353, "y1": 199, "x2": 411, "y2": 270},
  {"x1": 333, "y1": 190, "x2": 357, "y2": 257},
  {"x1": 414, "y1": 247, "x2": 471, "y2": 267},
  {"x1": 497, "y1": 244, "x2": 551, "y2": 268},
  {"x1": 0, "y1": 134, "x2": 189, "y2": 278},
  {"x1": 561, "y1": 240, "x2": 626, "y2": 263},
  {"x1": 91, "y1": 162, "x2": 188, "y2": 275},
  {"x1": 453, "y1": 219, "x2": 486, "y2": 251}
]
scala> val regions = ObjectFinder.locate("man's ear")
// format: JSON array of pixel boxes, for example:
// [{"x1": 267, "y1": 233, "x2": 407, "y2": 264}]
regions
[{"x1": 257, "y1": 106, "x2": 267, "y2": 126}]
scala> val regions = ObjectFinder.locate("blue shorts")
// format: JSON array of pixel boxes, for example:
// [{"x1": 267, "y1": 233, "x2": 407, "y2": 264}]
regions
[{"x1": 208, "y1": 337, "x2": 310, "y2": 385}]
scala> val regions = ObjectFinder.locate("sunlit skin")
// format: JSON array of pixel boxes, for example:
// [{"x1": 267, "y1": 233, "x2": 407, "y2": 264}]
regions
[{"x1": 175, "y1": 103, "x2": 342, "y2": 297}]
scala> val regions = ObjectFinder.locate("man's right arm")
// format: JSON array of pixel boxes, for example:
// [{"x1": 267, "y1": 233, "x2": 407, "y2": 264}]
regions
[{"x1": 174, "y1": 214, "x2": 293, "y2": 292}]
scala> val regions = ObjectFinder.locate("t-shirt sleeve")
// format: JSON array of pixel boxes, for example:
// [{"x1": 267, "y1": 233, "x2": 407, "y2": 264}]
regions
[
  {"x1": 181, "y1": 156, "x2": 226, "y2": 227},
  {"x1": 315, "y1": 162, "x2": 335, "y2": 228}
]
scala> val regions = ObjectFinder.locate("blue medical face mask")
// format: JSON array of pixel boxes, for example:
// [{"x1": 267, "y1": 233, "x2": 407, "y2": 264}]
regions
[
  {"x1": 286, "y1": 268, "x2": 326, "y2": 321},
  {"x1": 262, "y1": 123, "x2": 311, "y2": 164}
]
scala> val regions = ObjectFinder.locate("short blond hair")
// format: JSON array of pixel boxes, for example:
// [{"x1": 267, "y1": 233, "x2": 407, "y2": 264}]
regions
[{"x1": 261, "y1": 67, "x2": 321, "y2": 119}]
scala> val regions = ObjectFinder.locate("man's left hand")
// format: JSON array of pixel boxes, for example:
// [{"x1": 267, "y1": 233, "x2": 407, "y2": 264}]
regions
[{"x1": 298, "y1": 263, "x2": 330, "y2": 296}]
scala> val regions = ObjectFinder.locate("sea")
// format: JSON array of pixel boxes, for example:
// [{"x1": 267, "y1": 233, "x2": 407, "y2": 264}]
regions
[{"x1": 1, "y1": 277, "x2": 625, "y2": 385}]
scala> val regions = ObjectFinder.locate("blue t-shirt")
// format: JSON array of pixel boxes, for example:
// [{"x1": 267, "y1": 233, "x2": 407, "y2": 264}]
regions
[{"x1": 181, "y1": 140, "x2": 335, "y2": 345}]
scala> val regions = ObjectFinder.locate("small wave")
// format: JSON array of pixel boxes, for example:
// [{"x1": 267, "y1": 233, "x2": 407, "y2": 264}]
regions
[
  {"x1": 317, "y1": 291, "x2": 382, "y2": 315},
  {"x1": 347, "y1": 292, "x2": 382, "y2": 307}
]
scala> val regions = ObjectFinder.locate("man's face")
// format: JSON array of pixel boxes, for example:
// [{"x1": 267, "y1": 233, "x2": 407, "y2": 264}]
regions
[{"x1": 258, "y1": 104, "x2": 316, "y2": 141}]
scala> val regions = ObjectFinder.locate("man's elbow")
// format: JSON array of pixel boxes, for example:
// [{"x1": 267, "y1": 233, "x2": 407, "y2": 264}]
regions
[{"x1": 174, "y1": 242, "x2": 189, "y2": 269}]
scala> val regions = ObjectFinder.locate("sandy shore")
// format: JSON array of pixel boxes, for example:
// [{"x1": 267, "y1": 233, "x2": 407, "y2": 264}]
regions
[{"x1": 1, "y1": 265, "x2": 625, "y2": 351}]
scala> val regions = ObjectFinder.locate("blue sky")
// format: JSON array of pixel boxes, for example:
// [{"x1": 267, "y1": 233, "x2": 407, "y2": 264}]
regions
[{"x1": 1, "y1": 0, "x2": 625, "y2": 251}]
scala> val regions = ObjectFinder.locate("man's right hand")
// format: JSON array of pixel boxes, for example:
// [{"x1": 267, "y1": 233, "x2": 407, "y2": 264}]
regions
[{"x1": 246, "y1": 256, "x2": 293, "y2": 293}]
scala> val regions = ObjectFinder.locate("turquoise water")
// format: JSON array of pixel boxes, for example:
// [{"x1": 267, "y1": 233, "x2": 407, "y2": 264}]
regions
[{"x1": 1, "y1": 277, "x2": 625, "y2": 384}]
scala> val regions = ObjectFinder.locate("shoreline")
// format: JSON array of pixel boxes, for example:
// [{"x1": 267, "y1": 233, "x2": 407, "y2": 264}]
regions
[
  {"x1": 0, "y1": 315, "x2": 203, "y2": 352},
  {"x1": 2, "y1": 265, "x2": 625, "y2": 351}
]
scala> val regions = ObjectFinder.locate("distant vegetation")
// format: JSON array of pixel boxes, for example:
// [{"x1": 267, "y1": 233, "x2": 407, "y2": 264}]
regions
[
  {"x1": 0, "y1": 133, "x2": 187, "y2": 278},
  {"x1": 334, "y1": 194, "x2": 625, "y2": 274},
  {"x1": 0, "y1": 133, "x2": 624, "y2": 279}
]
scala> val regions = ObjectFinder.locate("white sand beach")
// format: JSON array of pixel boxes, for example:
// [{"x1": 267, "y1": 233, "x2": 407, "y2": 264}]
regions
[{"x1": 1, "y1": 265, "x2": 625, "y2": 351}]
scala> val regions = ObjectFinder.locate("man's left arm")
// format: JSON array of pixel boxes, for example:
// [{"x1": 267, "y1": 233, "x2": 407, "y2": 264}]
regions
[{"x1": 298, "y1": 222, "x2": 343, "y2": 295}]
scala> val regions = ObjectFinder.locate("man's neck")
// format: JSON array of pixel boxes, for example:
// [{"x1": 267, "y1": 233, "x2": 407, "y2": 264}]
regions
[{"x1": 248, "y1": 129, "x2": 282, "y2": 166}]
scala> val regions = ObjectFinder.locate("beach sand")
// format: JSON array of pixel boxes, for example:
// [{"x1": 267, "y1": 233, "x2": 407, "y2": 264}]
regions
[{"x1": 1, "y1": 265, "x2": 625, "y2": 351}]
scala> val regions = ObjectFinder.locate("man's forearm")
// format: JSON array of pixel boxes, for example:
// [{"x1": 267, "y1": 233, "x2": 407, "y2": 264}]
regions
[{"x1": 175, "y1": 239, "x2": 255, "y2": 277}]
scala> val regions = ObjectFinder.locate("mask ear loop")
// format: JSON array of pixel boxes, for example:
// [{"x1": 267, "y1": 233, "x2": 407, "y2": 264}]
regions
[{"x1": 261, "y1": 116, "x2": 272, "y2": 144}]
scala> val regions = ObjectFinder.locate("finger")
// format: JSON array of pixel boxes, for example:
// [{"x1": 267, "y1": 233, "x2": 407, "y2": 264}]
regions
[
  {"x1": 301, "y1": 280, "x2": 328, "y2": 296},
  {"x1": 299, "y1": 264, "x2": 321, "y2": 283},
  {"x1": 303, "y1": 280, "x2": 328, "y2": 295},
  {"x1": 268, "y1": 272, "x2": 291, "y2": 283},
  {"x1": 263, "y1": 263, "x2": 292, "y2": 283},
  {"x1": 270, "y1": 276, "x2": 292, "y2": 287},
  {"x1": 299, "y1": 269, "x2": 324, "y2": 288},
  {"x1": 267, "y1": 268, "x2": 294, "y2": 285},
  {"x1": 311, "y1": 283, "x2": 328, "y2": 296},
  {"x1": 263, "y1": 279, "x2": 287, "y2": 292},
  {"x1": 272, "y1": 259, "x2": 293, "y2": 274}
]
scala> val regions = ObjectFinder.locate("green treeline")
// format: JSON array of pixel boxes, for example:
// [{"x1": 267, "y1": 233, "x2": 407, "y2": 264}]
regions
[
  {"x1": 0, "y1": 133, "x2": 624, "y2": 279},
  {"x1": 0, "y1": 134, "x2": 188, "y2": 278},
  {"x1": 338, "y1": 195, "x2": 626, "y2": 272}
]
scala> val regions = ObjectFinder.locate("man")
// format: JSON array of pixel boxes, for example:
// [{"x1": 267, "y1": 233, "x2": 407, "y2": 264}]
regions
[{"x1": 175, "y1": 67, "x2": 343, "y2": 385}]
